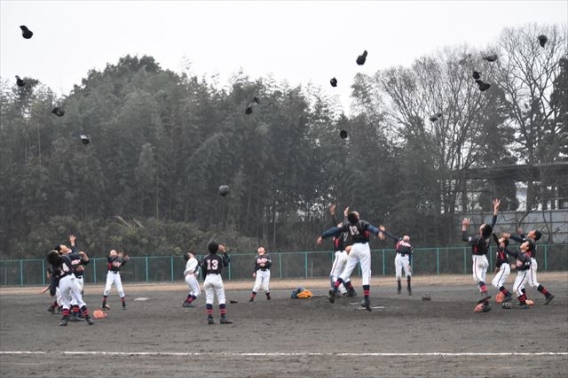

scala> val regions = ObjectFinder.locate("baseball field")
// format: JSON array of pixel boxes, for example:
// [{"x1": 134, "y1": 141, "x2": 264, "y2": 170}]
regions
[{"x1": 1, "y1": 272, "x2": 567, "y2": 378}]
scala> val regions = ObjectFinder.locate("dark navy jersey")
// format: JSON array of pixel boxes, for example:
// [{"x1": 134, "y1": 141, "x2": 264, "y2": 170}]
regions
[
  {"x1": 462, "y1": 215, "x2": 497, "y2": 256},
  {"x1": 504, "y1": 248, "x2": 531, "y2": 271},
  {"x1": 202, "y1": 253, "x2": 230, "y2": 277},
  {"x1": 383, "y1": 230, "x2": 413, "y2": 255},
  {"x1": 509, "y1": 234, "x2": 538, "y2": 259},
  {"x1": 254, "y1": 253, "x2": 272, "y2": 271},
  {"x1": 495, "y1": 248, "x2": 510, "y2": 268},
  {"x1": 107, "y1": 255, "x2": 127, "y2": 272},
  {"x1": 59, "y1": 254, "x2": 76, "y2": 277},
  {"x1": 322, "y1": 220, "x2": 379, "y2": 244},
  {"x1": 330, "y1": 213, "x2": 351, "y2": 251}
]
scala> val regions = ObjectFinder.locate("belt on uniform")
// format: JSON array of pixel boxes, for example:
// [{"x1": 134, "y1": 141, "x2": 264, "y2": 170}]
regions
[
  {"x1": 259, "y1": 268, "x2": 269, "y2": 271},
  {"x1": 109, "y1": 271, "x2": 119, "y2": 274},
  {"x1": 208, "y1": 273, "x2": 220, "y2": 275},
  {"x1": 397, "y1": 253, "x2": 408, "y2": 256},
  {"x1": 352, "y1": 241, "x2": 368, "y2": 244}
]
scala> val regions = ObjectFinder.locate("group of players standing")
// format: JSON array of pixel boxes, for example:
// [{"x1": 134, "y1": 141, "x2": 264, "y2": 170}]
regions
[{"x1": 44, "y1": 198, "x2": 555, "y2": 326}]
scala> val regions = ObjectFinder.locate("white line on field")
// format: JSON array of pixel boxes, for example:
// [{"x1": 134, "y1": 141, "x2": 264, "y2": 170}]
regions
[{"x1": 1, "y1": 351, "x2": 567, "y2": 357}]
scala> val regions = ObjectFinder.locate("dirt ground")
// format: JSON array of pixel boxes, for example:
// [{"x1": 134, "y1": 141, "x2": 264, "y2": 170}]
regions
[{"x1": 1, "y1": 273, "x2": 567, "y2": 378}]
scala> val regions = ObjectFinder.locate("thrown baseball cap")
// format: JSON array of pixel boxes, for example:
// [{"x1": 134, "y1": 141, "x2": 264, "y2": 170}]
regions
[
  {"x1": 339, "y1": 130, "x2": 349, "y2": 140},
  {"x1": 482, "y1": 54, "x2": 498, "y2": 62},
  {"x1": 16, "y1": 75, "x2": 26, "y2": 87},
  {"x1": 472, "y1": 71, "x2": 481, "y2": 80},
  {"x1": 537, "y1": 34, "x2": 548, "y2": 48},
  {"x1": 475, "y1": 79, "x2": 491, "y2": 92},
  {"x1": 20, "y1": 25, "x2": 33, "y2": 39},
  {"x1": 52, "y1": 107, "x2": 65, "y2": 117},
  {"x1": 80, "y1": 135, "x2": 90, "y2": 145},
  {"x1": 356, "y1": 50, "x2": 368, "y2": 65},
  {"x1": 330, "y1": 77, "x2": 338, "y2": 87}
]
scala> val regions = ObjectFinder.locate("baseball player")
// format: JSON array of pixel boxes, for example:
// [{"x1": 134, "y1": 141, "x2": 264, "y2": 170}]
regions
[
  {"x1": 491, "y1": 234, "x2": 513, "y2": 302},
  {"x1": 503, "y1": 240, "x2": 533, "y2": 309},
  {"x1": 249, "y1": 247, "x2": 272, "y2": 302},
  {"x1": 379, "y1": 225, "x2": 413, "y2": 295},
  {"x1": 461, "y1": 198, "x2": 500, "y2": 312},
  {"x1": 202, "y1": 240, "x2": 232, "y2": 324},
  {"x1": 102, "y1": 249, "x2": 129, "y2": 310},
  {"x1": 317, "y1": 211, "x2": 383, "y2": 311},
  {"x1": 45, "y1": 250, "x2": 62, "y2": 314},
  {"x1": 55, "y1": 240, "x2": 94, "y2": 326},
  {"x1": 328, "y1": 204, "x2": 357, "y2": 297},
  {"x1": 501, "y1": 228, "x2": 555, "y2": 305},
  {"x1": 182, "y1": 251, "x2": 201, "y2": 307}
]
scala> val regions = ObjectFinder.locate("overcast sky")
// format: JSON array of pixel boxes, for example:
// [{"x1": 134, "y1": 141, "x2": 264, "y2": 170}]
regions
[{"x1": 1, "y1": 0, "x2": 566, "y2": 114}]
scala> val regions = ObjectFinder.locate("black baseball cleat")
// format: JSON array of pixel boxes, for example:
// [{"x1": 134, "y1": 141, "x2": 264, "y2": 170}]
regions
[
  {"x1": 361, "y1": 299, "x2": 372, "y2": 312},
  {"x1": 518, "y1": 303, "x2": 530, "y2": 310},
  {"x1": 47, "y1": 306, "x2": 55, "y2": 314},
  {"x1": 59, "y1": 317, "x2": 69, "y2": 326},
  {"x1": 207, "y1": 317, "x2": 214, "y2": 325},
  {"x1": 249, "y1": 297, "x2": 254, "y2": 302},
  {"x1": 504, "y1": 294, "x2": 513, "y2": 303},
  {"x1": 85, "y1": 316, "x2": 94, "y2": 325},
  {"x1": 347, "y1": 289, "x2": 357, "y2": 297},
  {"x1": 182, "y1": 301, "x2": 194, "y2": 308},
  {"x1": 482, "y1": 304, "x2": 492, "y2": 312},
  {"x1": 220, "y1": 317, "x2": 232, "y2": 324},
  {"x1": 408, "y1": 289, "x2": 412, "y2": 296},
  {"x1": 397, "y1": 288, "x2": 401, "y2": 294},
  {"x1": 544, "y1": 294, "x2": 555, "y2": 305},
  {"x1": 102, "y1": 304, "x2": 111, "y2": 310},
  {"x1": 477, "y1": 293, "x2": 491, "y2": 304},
  {"x1": 328, "y1": 290, "x2": 335, "y2": 304}
]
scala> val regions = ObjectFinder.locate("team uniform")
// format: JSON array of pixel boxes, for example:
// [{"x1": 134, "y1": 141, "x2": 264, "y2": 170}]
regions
[
  {"x1": 382, "y1": 230, "x2": 413, "y2": 295},
  {"x1": 182, "y1": 253, "x2": 201, "y2": 307},
  {"x1": 69, "y1": 249, "x2": 89, "y2": 320},
  {"x1": 202, "y1": 242, "x2": 232, "y2": 324},
  {"x1": 462, "y1": 213, "x2": 497, "y2": 312},
  {"x1": 328, "y1": 211, "x2": 356, "y2": 297},
  {"x1": 46, "y1": 263, "x2": 62, "y2": 314},
  {"x1": 490, "y1": 234, "x2": 513, "y2": 303},
  {"x1": 504, "y1": 247, "x2": 532, "y2": 309},
  {"x1": 249, "y1": 249, "x2": 272, "y2": 301},
  {"x1": 57, "y1": 251, "x2": 94, "y2": 326},
  {"x1": 320, "y1": 214, "x2": 380, "y2": 311},
  {"x1": 102, "y1": 252, "x2": 129, "y2": 310},
  {"x1": 508, "y1": 233, "x2": 555, "y2": 304}
]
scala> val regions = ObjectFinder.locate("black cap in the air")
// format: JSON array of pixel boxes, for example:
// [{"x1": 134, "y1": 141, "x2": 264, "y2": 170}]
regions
[
  {"x1": 482, "y1": 54, "x2": 498, "y2": 62},
  {"x1": 475, "y1": 79, "x2": 491, "y2": 92},
  {"x1": 20, "y1": 25, "x2": 33, "y2": 39},
  {"x1": 330, "y1": 77, "x2": 338, "y2": 87},
  {"x1": 80, "y1": 135, "x2": 90, "y2": 145},
  {"x1": 429, "y1": 113, "x2": 442, "y2": 122},
  {"x1": 219, "y1": 185, "x2": 229, "y2": 197},
  {"x1": 339, "y1": 130, "x2": 349, "y2": 140},
  {"x1": 52, "y1": 107, "x2": 65, "y2": 117},
  {"x1": 472, "y1": 71, "x2": 481, "y2": 80},
  {"x1": 356, "y1": 50, "x2": 368, "y2": 65},
  {"x1": 244, "y1": 97, "x2": 260, "y2": 115},
  {"x1": 16, "y1": 75, "x2": 26, "y2": 87},
  {"x1": 538, "y1": 34, "x2": 548, "y2": 48}
]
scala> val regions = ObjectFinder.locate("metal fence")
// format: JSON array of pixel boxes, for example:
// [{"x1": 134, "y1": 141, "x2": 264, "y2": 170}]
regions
[{"x1": 1, "y1": 245, "x2": 567, "y2": 287}]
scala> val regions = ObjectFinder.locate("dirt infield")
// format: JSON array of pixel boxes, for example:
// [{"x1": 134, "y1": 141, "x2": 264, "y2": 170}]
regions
[{"x1": 1, "y1": 273, "x2": 567, "y2": 378}]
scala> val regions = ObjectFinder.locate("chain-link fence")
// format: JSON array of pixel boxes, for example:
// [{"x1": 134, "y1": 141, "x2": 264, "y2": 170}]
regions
[{"x1": 1, "y1": 245, "x2": 566, "y2": 287}]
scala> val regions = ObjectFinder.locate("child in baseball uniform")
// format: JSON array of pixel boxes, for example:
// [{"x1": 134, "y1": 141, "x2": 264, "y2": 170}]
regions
[
  {"x1": 491, "y1": 234, "x2": 513, "y2": 303},
  {"x1": 202, "y1": 241, "x2": 232, "y2": 324},
  {"x1": 249, "y1": 247, "x2": 272, "y2": 302},
  {"x1": 182, "y1": 251, "x2": 201, "y2": 307},
  {"x1": 102, "y1": 249, "x2": 129, "y2": 310}
]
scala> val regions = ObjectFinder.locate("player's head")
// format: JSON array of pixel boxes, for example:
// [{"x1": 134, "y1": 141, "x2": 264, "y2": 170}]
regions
[
  {"x1": 208, "y1": 240, "x2": 219, "y2": 254},
  {"x1": 109, "y1": 249, "x2": 118, "y2": 257},
  {"x1": 403, "y1": 235, "x2": 410, "y2": 242},
  {"x1": 528, "y1": 230, "x2": 542, "y2": 241},
  {"x1": 345, "y1": 245, "x2": 352, "y2": 254},
  {"x1": 479, "y1": 223, "x2": 493, "y2": 238},
  {"x1": 347, "y1": 211, "x2": 360, "y2": 224},
  {"x1": 520, "y1": 240, "x2": 530, "y2": 252},
  {"x1": 498, "y1": 237, "x2": 509, "y2": 248},
  {"x1": 53, "y1": 245, "x2": 62, "y2": 253},
  {"x1": 257, "y1": 247, "x2": 266, "y2": 255},
  {"x1": 57, "y1": 244, "x2": 71, "y2": 254},
  {"x1": 184, "y1": 251, "x2": 194, "y2": 261}
]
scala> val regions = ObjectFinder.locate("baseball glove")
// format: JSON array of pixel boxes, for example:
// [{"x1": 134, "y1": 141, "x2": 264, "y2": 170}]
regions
[
  {"x1": 93, "y1": 310, "x2": 107, "y2": 319},
  {"x1": 495, "y1": 292, "x2": 505, "y2": 303}
]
